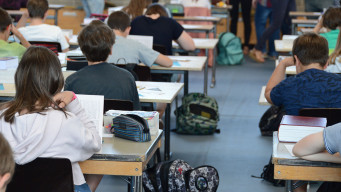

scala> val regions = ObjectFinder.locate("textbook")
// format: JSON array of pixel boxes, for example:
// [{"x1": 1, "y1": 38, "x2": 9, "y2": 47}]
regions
[
  {"x1": 278, "y1": 115, "x2": 326, "y2": 143},
  {"x1": 0, "y1": 57, "x2": 18, "y2": 70},
  {"x1": 76, "y1": 94, "x2": 104, "y2": 139}
]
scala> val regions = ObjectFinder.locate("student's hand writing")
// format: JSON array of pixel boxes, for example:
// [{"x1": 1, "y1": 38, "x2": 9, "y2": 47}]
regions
[
  {"x1": 280, "y1": 57, "x2": 295, "y2": 67},
  {"x1": 53, "y1": 91, "x2": 74, "y2": 108}
]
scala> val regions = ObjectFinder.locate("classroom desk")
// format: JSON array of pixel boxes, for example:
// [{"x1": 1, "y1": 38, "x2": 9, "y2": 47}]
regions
[
  {"x1": 289, "y1": 11, "x2": 322, "y2": 18},
  {"x1": 211, "y1": 5, "x2": 233, "y2": 32},
  {"x1": 172, "y1": 38, "x2": 219, "y2": 94},
  {"x1": 275, "y1": 39, "x2": 293, "y2": 53},
  {"x1": 47, "y1": 4, "x2": 65, "y2": 25},
  {"x1": 136, "y1": 81, "x2": 183, "y2": 160},
  {"x1": 291, "y1": 19, "x2": 318, "y2": 34},
  {"x1": 174, "y1": 16, "x2": 222, "y2": 38},
  {"x1": 80, "y1": 130, "x2": 163, "y2": 192},
  {"x1": 258, "y1": 86, "x2": 270, "y2": 106},
  {"x1": 272, "y1": 131, "x2": 341, "y2": 192},
  {"x1": 182, "y1": 24, "x2": 214, "y2": 39},
  {"x1": 151, "y1": 56, "x2": 207, "y2": 95},
  {"x1": 0, "y1": 81, "x2": 182, "y2": 161},
  {"x1": 6, "y1": 10, "x2": 25, "y2": 16}
]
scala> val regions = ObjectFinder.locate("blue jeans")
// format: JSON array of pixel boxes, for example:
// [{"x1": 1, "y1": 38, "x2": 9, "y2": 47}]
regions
[
  {"x1": 74, "y1": 183, "x2": 91, "y2": 192},
  {"x1": 254, "y1": 2, "x2": 280, "y2": 57},
  {"x1": 81, "y1": 0, "x2": 105, "y2": 18}
]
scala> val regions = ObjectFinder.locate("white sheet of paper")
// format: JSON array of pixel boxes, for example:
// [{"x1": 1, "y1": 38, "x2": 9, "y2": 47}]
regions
[
  {"x1": 76, "y1": 94, "x2": 104, "y2": 139},
  {"x1": 58, "y1": 53, "x2": 66, "y2": 65},
  {"x1": 284, "y1": 144, "x2": 295, "y2": 156},
  {"x1": 127, "y1": 35, "x2": 153, "y2": 49},
  {"x1": 0, "y1": 57, "x2": 18, "y2": 70}
]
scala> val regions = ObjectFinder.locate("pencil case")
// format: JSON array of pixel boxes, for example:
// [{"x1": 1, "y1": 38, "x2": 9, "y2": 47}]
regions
[{"x1": 111, "y1": 114, "x2": 151, "y2": 142}]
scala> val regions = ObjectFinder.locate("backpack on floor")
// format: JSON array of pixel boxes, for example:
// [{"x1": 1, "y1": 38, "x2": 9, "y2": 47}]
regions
[
  {"x1": 258, "y1": 106, "x2": 286, "y2": 136},
  {"x1": 252, "y1": 156, "x2": 285, "y2": 187},
  {"x1": 216, "y1": 32, "x2": 244, "y2": 65},
  {"x1": 143, "y1": 159, "x2": 220, "y2": 192},
  {"x1": 175, "y1": 93, "x2": 219, "y2": 135},
  {"x1": 143, "y1": 159, "x2": 192, "y2": 192}
]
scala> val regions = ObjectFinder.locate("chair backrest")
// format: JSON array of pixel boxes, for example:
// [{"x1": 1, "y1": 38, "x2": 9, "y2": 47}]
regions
[
  {"x1": 114, "y1": 63, "x2": 152, "y2": 81},
  {"x1": 66, "y1": 57, "x2": 88, "y2": 71},
  {"x1": 299, "y1": 108, "x2": 341, "y2": 126},
  {"x1": 164, "y1": 3, "x2": 184, "y2": 17},
  {"x1": 7, "y1": 158, "x2": 74, "y2": 192},
  {"x1": 104, "y1": 99, "x2": 134, "y2": 113},
  {"x1": 29, "y1": 41, "x2": 62, "y2": 55}
]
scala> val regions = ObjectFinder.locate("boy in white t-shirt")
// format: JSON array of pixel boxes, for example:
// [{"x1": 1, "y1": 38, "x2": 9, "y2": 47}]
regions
[{"x1": 16, "y1": 0, "x2": 69, "y2": 52}]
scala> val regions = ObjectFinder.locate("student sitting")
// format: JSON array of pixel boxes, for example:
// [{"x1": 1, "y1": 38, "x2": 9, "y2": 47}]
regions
[
  {"x1": 130, "y1": 3, "x2": 195, "y2": 55},
  {"x1": 64, "y1": 20, "x2": 141, "y2": 110},
  {"x1": 0, "y1": 46, "x2": 101, "y2": 192},
  {"x1": 265, "y1": 33, "x2": 341, "y2": 116},
  {"x1": 0, "y1": 8, "x2": 30, "y2": 59},
  {"x1": 16, "y1": 0, "x2": 69, "y2": 52},
  {"x1": 0, "y1": 133, "x2": 15, "y2": 192},
  {"x1": 314, "y1": 7, "x2": 341, "y2": 55},
  {"x1": 106, "y1": 11, "x2": 172, "y2": 68}
]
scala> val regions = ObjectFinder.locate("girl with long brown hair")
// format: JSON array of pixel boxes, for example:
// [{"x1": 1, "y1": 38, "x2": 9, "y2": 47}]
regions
[
  {"x1": 122, "y1": 0, "x2": 152, "y2": 20},
  {"x1": 0, "y1": 46, "x2": 101, "y2": 192}
]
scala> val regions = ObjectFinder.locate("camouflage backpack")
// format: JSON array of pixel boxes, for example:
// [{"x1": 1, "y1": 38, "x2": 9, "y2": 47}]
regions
[{"x1": 175, "y1": 93, "x2": 220, "y2": 135}]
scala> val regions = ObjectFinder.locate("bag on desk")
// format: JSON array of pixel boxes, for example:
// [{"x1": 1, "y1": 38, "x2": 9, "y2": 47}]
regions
[
  {"x1": 175, "y1": 93, "x2": 220, "y2": 135},
  {"x1": 111, "y1": 114, "x2": 151, "y2": 142},
  {"x1": 259, "y1": 106, "x2": 286, "y2": 136}
]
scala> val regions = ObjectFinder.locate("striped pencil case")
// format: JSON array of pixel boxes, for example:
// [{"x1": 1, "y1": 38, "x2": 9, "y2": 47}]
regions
[{"x1": 111, "y1": 114, "x2": 151, "y2": 142}]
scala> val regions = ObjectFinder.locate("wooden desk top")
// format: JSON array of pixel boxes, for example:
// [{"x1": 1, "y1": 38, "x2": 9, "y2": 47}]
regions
[
  {"x1": 49, "y1": 4, "x2": 65, "y2": 9},
  {"x1": 292, "y1": 19, "x2": 318, "y2": 25},
  {"x1": 173, "y1": 38, "x2": 219, "y2": 49},
  {"x1": 0, "y1": 71, "x2": 75, "y2": 97},
  {"x1": 151, "y1": 56, "x2": 207, "y2": 71},
  {"x1": 182, "y1": 24, "x2": 214, "y2": 31},
  {"x1": 289, "y1": 11, "x2": 322, "y2": 17},
  {"x1": 174, "y1": 16, "x2": 222, "y2": 23},
  {"x1": 275, "y1": 39, "x2": 293, "y2": 52},
  {"x1": 88, "y1": 130, "x2": 162, "y2": 162},
  {"x1": 258, "y1": 86, "x2": 270, "y2": 106},
  {"x1": 6, "y1": 10, "x2": 24, "y2": 16},
  {"x1": 211, "y1": 5, "x2": 233, "y2": 12},
  {"x1": 136, "y1": 81, "x2": 183, "y2": 103}
]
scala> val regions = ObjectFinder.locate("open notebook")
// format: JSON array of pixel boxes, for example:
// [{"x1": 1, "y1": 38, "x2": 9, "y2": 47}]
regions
[{"x1": 76, "y1": 94, "x2": 104, "y2": 139}]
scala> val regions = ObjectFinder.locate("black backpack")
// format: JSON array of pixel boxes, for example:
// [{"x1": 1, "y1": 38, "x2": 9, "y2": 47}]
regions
[
  {"x1": 252, "y1": 156, "x2": 285, "y2": 187},
  {"x1": 143, "y1": 159, "x2": 219, "y2": 192},
  {"x1": 259, "y1": 106, "x2": 286, "y2": 136}
]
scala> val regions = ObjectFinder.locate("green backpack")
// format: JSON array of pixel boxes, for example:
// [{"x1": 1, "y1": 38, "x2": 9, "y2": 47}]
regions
[
  {"x1": 175, "y1": 93, "x2": 220, "y2": 135},
  {"x1": 216, "y1": 32, "x2": 244, "y2": 65}
]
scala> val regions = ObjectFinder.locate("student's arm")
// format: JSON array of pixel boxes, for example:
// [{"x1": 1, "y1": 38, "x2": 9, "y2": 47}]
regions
[
  {"x1": 293, "y1": 132, "x2": 341, "y2": 163},
  {"x1": 313, "y1": 17, "x2": 323, "y2": 34},
  {"x1": 265, "y1": 57, "x2": 294, "y2": 104},
  {"x1": 16, "y1": 11, "x2": 29, "y2": 29},
  {"x1": 11, "y1": 24, "x2": 30, "y2": 48},
  {"x1": 62, "y1": 48, "x2": 70, "y2": 52},
  {"x1": 175, "y1": 31, "x2": 195, "y2": 51},
  {"x1": 155, "y1": 54, "x2": 173, "y2": 67}
]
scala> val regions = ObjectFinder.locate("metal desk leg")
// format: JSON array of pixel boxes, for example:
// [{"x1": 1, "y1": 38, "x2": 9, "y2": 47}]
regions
[
  {"x1": 54, "y1": 10, "x2": 58, "y2": 25},
  {"x1": 285, "y1": 180, "x2": 293, "y2": 192},
  {"x1": 211, "y1": 47, "x2": 217, "y2": 88},
  {"x1": 164, "y1": 104, "x2": 171, "y2": 161},
  {"x1": 130, "y1": 176, "x2": 143, "y2": 192},
  {"x1": 291, "y1": 23, "x2": 295, "y2": 35},
  {"x1": 184, "y1": 71, "x2": 189, "y2": 95},
  {"x1": 204, "y1": 48, "x2": 208, "y2": 95},
  {"x1": 226, "y1": 11, "x2": 230, "y2": 32}
]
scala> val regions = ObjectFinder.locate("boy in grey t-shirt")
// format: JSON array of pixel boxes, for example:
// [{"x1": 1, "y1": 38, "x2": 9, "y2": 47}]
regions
[
  {"x1": 106, "y1": 11, "x2": 172, "y2": 67},
  {"x1": 293, "y1": 123, "x2": 341, "y2": 163}
]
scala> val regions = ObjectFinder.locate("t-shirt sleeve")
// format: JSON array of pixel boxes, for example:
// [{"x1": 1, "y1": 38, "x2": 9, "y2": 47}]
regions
[
  {"x1": 323, "y1": 122, "x2": 341, "y2": 154},
  {"x1": 131, "y1": 80, "x2": 141, "y2": 110},
  {"x1": 56, "y1": 28, "x2": 70, "y2": 50},
  {"x1": 270, "y1": 81, "x2": 287, "y2": 106},
  {"x1": 137, "y1": 42, "x2": 159, "y2": 67},
  {"x1": 12, "y1": 43, "x2": 26, "y2": 59},
  {"x1": 170, "y1": 18, "x2": 184, "y2": 40}
]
